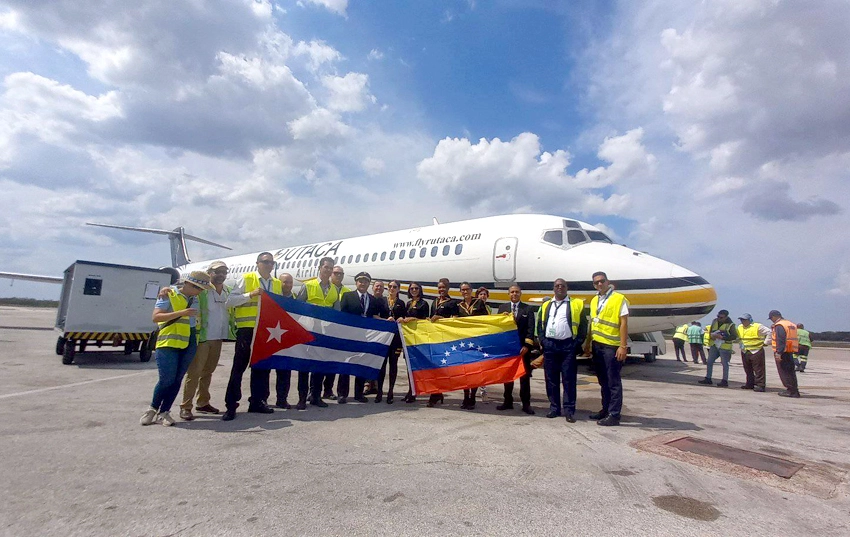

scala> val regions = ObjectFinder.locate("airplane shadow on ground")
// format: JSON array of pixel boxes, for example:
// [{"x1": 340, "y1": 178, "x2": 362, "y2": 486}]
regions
[
  {"x1": 73, "y1": 352, "x2": 158, "y2": 370},
  {"x1": 618, "y1": 415, "x2": 703, "y2": 432},
  {"x1": 182, "y1": 414, "x2": 294, "y2": 433}
]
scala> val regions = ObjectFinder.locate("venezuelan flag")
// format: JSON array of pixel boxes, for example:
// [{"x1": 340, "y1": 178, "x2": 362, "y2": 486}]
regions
[{"x1": 401, "y1": 314, "x2": 526, "y2": 395}]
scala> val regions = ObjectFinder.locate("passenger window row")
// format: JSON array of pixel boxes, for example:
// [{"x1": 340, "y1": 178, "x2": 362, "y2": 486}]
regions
[{"x1": 276, "y1": 243, "x2": 465, "y2": 271}]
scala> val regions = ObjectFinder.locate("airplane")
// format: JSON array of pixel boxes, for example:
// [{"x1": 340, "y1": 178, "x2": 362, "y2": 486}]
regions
[{"x1": 2, "y1": 214, "x2": 717, "y2": 358}]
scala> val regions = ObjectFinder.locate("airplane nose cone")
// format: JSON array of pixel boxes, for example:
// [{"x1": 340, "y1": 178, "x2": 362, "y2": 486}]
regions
[{"x1": 670, "y1": 263, "x2": 717, "y2": 312}]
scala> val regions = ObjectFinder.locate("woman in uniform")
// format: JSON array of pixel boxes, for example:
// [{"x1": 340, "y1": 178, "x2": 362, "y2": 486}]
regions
[
  {"x1": 457, "y1": 282, "x2": 489, "y2": 409},
  {"x1": 424, "y1": 278, "x2": 459, "y2": 407},
  {"x1": 376, "y1": 280, "x2": 407, "y2": 404},
  {"x1": 402, "y1": 282, "x2": 429, "y2": 403}
]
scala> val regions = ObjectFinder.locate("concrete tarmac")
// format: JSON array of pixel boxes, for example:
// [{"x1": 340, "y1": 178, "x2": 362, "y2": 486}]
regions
[{"x1": 1, "y1": 306, "x2": 849, "y2": 537}]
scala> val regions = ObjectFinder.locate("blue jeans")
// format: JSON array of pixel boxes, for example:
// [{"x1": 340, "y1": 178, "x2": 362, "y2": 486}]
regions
[
  {"x1": 151, "y1": 329, "x2": 197, "y2": 412},
  {"x1": 706, "y1": 345, "x2": 732, "y2": 382}
]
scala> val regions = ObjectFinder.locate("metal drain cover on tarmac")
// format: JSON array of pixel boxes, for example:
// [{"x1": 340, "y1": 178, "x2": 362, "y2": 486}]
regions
[{"x1": 665, "y1": 436, "x2": 804, "y2": 478}]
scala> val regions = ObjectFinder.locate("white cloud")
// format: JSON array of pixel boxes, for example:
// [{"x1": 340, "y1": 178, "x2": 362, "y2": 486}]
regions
[
  {"x1": 416, "y1": 131, "x2": 638, "y2": 215},
  {"x1": 361, "y1": 156, "x2": 385, "y2": 176},
  {"x1": 322, "y1": 73, "x2": 375, "y2": 112},
  {"x1": 573, "y1": 128, "x2": 656, "y2": 188},
  {"x1": 830, "y1": 266, "x2": 850, "y2": 296},
  {"x1": 367, "y1": 48, "x2": 384, "y2": 61},
  {"x1": 288, "y1": 108, "x2": 352, "y2": 140},
  {"x1": 301, "y1": 0, "x2": 348, "y2": 16},
  {"x1": 294, "y1": 39, "x2": 343, "y2": 72}
]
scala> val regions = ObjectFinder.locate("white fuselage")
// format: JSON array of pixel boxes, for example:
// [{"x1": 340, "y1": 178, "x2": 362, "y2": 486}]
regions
[{"x1": 178, "y1": 214, "x2": 717, "y2": 333}]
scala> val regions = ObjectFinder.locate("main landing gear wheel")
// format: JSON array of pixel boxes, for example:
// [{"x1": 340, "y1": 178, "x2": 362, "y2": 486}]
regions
[
  {"x1": 56, "y1": 336, "x2": 66, "y2": 356},
  {"x1": 62, "y1": 340, "x2": 76, "y2": 365}
]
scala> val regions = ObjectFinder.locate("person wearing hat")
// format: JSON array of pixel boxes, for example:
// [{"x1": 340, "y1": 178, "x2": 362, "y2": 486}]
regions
[
  {"x1": 698, "y1": 309, "x2": 737, "y2": 387},
  {"x1": 336, "y1": 271, "x2": 381, "y2": 403},
  {"x1": 735, "y1": 313, "x2": 771, "y2": 392},
  {"x1": 177, "y1": 261, "x2": 235, "y2": 420},
  {"x1": 221, "y1": 252, "x2": 281, "y2": 420},
  {"x1": 140, "y1": 270, "x2": 211, "y2": 427},
  {"x1": 768, "y1": 310, "x2": 800, "y2": 397}
]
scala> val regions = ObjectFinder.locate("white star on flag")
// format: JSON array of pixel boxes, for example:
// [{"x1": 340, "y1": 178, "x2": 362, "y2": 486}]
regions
[
  {"x1": 467, "y1": 341, "x2": 474, "y2": 347},
  {"x1": 444, "y1": 350, "x2": 451, "y2": 357},
  {"x1": 441, "y1": 358, "x2": 448, "y2": 365},
  {"x1": 483, "y1": 353, "x2": 490, "y2": 358},
  {"x1": 459, "y1": 342, "x2": 466, "y2": 348},
  {"x1": 451, "y1": 345, "x2": 457, "y2": 351},
  {"x1": 266, "y1": 322, "x2": 287, "y2": 343},
  {"x1": 477, "y1": 346, "x2": 484, "y2": 352}
]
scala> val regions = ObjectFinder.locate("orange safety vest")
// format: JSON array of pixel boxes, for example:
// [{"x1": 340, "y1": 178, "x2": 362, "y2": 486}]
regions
[{"x1": 771, "y1": 319, "x2": 799, "y2": 353}]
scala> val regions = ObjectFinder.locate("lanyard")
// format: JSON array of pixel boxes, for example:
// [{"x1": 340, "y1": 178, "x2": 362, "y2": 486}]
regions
[
  {"x1": 259, "y1": 278, "x2": 271, "y2": 292},
  {"x1": 596, "y1": 288, "x2": 613, "y2": 316}
]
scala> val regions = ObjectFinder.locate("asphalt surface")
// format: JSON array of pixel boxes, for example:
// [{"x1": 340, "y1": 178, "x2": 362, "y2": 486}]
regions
[{"x1": 1, "y1": 306, "x2": 849, "y2": 537}]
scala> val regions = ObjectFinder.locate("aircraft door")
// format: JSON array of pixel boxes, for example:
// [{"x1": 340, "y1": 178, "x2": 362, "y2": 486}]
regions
[{"x1": 493, "y1": 237, "x2": 517, "y2": 282}]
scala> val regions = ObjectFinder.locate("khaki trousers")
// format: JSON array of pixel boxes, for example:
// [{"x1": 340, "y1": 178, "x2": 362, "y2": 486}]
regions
[{"x1": 180, "y1": 339, "x2": 223, "y2": 410}]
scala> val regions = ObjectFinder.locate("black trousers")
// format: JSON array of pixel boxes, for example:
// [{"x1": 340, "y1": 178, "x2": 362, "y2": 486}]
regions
[
  {"x1": 542, "y1": 338, "x2": 577, "y2": 415},
  {"x1": 378, "y1": 346, "x2": 401, "y2": 395},
  {"x1": 224, "y1": 327, "x2": 270, "y2": 410},
  {"x1": 275, "y1": 369, "x2": 291, "y2": 403},
  {"x1": 673, "y1": 339, "x2": 687, "y2": 360},
  {"x1": 689, "y1": 343, "x2": 706, "y2": 363},
  {"x1": 337, "y1": 375, "x2": 365, "y2": 399},
  {"x1": 323, "y1": 374, "x2": 335, "y2": 395},
  {"x1": 775, "y1": 351, "x2": 799, "y2": 393},
  {"x1": 592, "y1": 341, "x2": 623, "y2": 418},
  {"x1": 503, "y1": 352, "x2": 533, "y2": 407}
]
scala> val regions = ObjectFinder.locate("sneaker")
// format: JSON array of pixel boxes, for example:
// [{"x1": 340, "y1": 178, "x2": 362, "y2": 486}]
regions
[
  {"x1": 565, "y1": 414, "x2": 576, "y2": 423},
  {"x1": 275, "y1": 400, "x2": 291, "y2": 410},
  {"x1": 196, "y1": 404, "x2": 220, "y2": 414},
  {"x1": 140, "y1": 407, "x2": 158, "y2": 426},
  {"x1": 222, "y1": 409, "x2": 236, "y2": 421},
  {"x1": 698, "y1": 378, "x2": 713, "y2": 385},
  {"x1": 588, "y1": 410, "x2": 608, "y2": 420},
  {"x1": 597, "y1": 415, "x2": 620, "y2": 426},
  {"x1": 179, "y1": 408, "x2": 195, "y2": 421},
  {"x1": 716, "y1": 381, "x2": 728, "y2": 388},
  {"x1": 778, "y1": 391, "x2": 801, "y2": 398},
  {"x1": 311, "y1": 398, "x2": 329, "y2": 408},
  {"x1": 295, "y1": 399, "x2": 307, "y2": 410},
  {"x1": 753, "y1": 386, "x2": 766, "y2": 392},
  {"x1": 160, "y1": 411, "x2": 175, "y2": 426}
]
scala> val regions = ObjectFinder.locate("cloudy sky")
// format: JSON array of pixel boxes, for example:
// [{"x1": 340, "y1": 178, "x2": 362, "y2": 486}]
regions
[{"x1": 1, "y1": 0, "x2": 848, "y2": 330}]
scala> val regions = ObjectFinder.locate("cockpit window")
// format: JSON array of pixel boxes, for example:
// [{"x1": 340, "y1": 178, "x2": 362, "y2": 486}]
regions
[
  {"x1": 543, "y1": 230, "x2": 563, "y2": 246},
  {"x1": 567, "y1": 229, "x2": 588, "y2": 245},
  {"x1": 586, "y1": 230, "x2": 612, "y2": 243},
  {"x1": 563, "y1": 219, "x2": 580, "y2": 228}
]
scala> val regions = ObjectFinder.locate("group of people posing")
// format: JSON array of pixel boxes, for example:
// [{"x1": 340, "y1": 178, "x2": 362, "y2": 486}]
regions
[
  {"x1": 140, "y1": 252, "x2": 632, "y2": 427},
  {"x1": 670, "y1": 309, "x2": 809, "y2": 397}
]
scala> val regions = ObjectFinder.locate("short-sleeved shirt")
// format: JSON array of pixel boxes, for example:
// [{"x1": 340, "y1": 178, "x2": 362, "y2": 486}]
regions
[{"x1": 156, "y1": 289, "x2": 197, "y2": 328}]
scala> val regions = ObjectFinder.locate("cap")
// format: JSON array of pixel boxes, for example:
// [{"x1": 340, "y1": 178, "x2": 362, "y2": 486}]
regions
[
  {"x1": 738, "y1": 313, "x2": 753, "y2": 322},
  {"x1": 718, "y1": 309, "x2": 729, "y2": 316},
  {"x1": 354, "y1": 271, "x2": 372, "y2": 282},
  {"x1": 207, "y1": 260, "x2": 227, "y2": 271},
  {"x1": 768, "y1": 309, "x2": 782, "y2": 319},
  {"x1": 183, "y1": 270, "x2": 213, "y2": 290}
]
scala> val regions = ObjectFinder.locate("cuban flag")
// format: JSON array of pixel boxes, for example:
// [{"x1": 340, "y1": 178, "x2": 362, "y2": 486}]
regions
[
  {"x1": 250, "y1": 292, "x2": 397, "y2": 379},
  {"x1": 401, "y1": 314, "x2": 526, "y2": 395}
]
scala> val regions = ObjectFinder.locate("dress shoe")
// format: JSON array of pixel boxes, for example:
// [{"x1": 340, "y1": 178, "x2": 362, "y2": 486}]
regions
[
  {"x1": 275, "y1": 400, "x2": 291, "y2": 409},
  {"x1": 179, "y1": 408, "x2": 194, "y2": 421},
  {"x1": 460, "y1": 398, "x2": 470, "y2": 409},
  {"x1": 545, "y1": 411, "x2": 560, "y2": 418},
  {"x1": 248, "y1": 404, "x2": 274, "y2": 414},
  {"x1": 521, "y1": 406, "x2": 535, "y2": 415},
  {"x1": 496, "y1": 403, "x2": 514, "y2": 411},
  {"x1": 295, "y1": 400, "x2": 307, "y2": 410},
  {"x1": 698, "y1": 378, "x2": 713, "y2": 385},
  {"x1": 753, "y1": 386, "x2": 766, "y2": 392},
  {"x1": 221, "y1": 409, "x2": 236, "y2": 421},
  {"x1": 565, "y1": 414, "x2": 576, "y2": 423},
  {"x1": 778, "y1": 390, "x2": 801, "y2": 398},
  {"x1": 386, "y1": 395, "x2": 394, "y2": 404},
  {"x1": 588, "y1": 410, "x2": 608, "y2": 420},
  {"x1": 354, "y1": 396, "x2": 369, "y2": 403},
  {"x1": 195, "y1": 404, "x2": 220, "y2": 414},
  {"x1": 740, "y1": 385, "x2": 754, "y2": 389},
  {"x1": 322, "y1": 391, "x2": 337, "y2": 400},
  {"x1": 310, "y1": 398, "x2": 329, "y2": 408},
  {"x1": 597, "y1": 415, "x2": 621, "y2": 426},
  {"x1": 716, "y1": 380, "x2": 728, "y2": 388},
  {"x1": 337, "y1": 396, "x2": 348, "y2": 404},
  {"x1": 375, "y1": 394, "x2": 383, "y2": 403}
]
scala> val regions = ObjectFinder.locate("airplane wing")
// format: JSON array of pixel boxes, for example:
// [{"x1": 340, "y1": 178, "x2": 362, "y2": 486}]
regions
[{"x1": 0, "y1": 271, "x2": 63, "y2": 284}]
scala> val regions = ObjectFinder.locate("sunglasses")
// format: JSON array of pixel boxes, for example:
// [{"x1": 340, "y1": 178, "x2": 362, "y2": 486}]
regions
[
  {"x1": 258, "y1": 260, "x2": 274, "y2": 265},
  {"x1": 213, "y1": 269, "x2": 228, "y2": 275},
  {"x1": 592, "y1": 279, "x2": 607, "y2": 285},
  {"x1": 388, "y1": 284, "x2": 398, "y2": 288},
  {"x1": 409, "y1": 286, "x2": 421, "y2": 291},
  {"x1": 332, "y1": 272, "x2": 344, "y2": 275}
]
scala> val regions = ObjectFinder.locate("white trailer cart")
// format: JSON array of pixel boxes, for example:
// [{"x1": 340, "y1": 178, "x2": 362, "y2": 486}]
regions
[{"x1": 55, "y1": 261, "x2": 175, "y2": 364}]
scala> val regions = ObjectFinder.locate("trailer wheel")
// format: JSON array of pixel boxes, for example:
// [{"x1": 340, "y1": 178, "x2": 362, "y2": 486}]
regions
[
  {"x1": 644, "y1": 353, "x2": 657, "y2": 363},
  {"x1": 139, "y1": 342, "x2": 153, "y2": 363},
  {"x1": 62, "y1": 340, "x2": 76, "y2": 365},
  {"x1": 56, "y1": 337, "x2": 66, "y2": 356},
  {"x1": 123, "y1": 341, "x2": 135, "y2": 355}
]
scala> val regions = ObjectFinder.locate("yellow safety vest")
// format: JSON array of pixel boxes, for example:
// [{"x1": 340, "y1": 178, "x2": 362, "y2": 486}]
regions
[
  {"x1": 540, "y1": 297, "x2": 584, "y2": 338},
  {"x1": 737, "y1": 323, "x2": 766, "y2": 352},
  {"x1": 156, "y1": 291, "x2": 193, "y2": 349},
  {"x1": 589, "y1": 291, "x2": 628, "y2": 346},
  {"x1": 709, "y1": 320, "x2": 735, "y2": 351},
  {"x1": 234, "y1": 272, "x2": 282, "y2": 329},
  {"x1": 304, "y1": 279, "x2": 340, "y2": 308},
  {"x1": 673, "y1": 324, "x2": 689, "y2": 341},
  {"x1": 703, "y1": 327, "x2": 712, "y2": 347}
]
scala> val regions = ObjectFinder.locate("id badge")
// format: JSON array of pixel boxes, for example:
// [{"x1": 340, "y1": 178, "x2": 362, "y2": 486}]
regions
[{"x1": 546, "y1": 325, "x2": 555, "y2": 337}]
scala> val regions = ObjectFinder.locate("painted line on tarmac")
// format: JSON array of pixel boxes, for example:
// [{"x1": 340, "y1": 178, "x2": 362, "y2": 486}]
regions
[{"x1": 0, "y1": 371, "x2": 149, "y2": 400}]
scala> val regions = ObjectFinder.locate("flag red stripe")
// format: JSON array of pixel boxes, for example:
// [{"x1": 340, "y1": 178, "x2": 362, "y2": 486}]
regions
[{"x1": 411, "y1": 356, "x2": 526, "y2": 395}]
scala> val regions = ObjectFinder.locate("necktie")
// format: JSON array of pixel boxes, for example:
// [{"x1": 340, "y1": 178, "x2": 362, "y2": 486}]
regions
[
  {"x1": 512, "y1": 303, "x2": 517, "y2": 318},
  {"x1": 360, "y1": 293, "x2": 366, "y2": 314}
]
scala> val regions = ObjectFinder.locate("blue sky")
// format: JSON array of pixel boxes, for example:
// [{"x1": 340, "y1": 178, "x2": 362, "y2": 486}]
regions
[{"x1": 1, "y1": 0, "x2": 849, "y2": 331}]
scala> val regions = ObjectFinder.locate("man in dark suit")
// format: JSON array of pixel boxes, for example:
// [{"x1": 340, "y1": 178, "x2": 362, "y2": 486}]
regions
[
  {"x1": 337, "y1": 271, "x2": 381, "y2": 403},
  {"x1": 496, "y1": 284, "x2": 536, "y2": 415}
]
